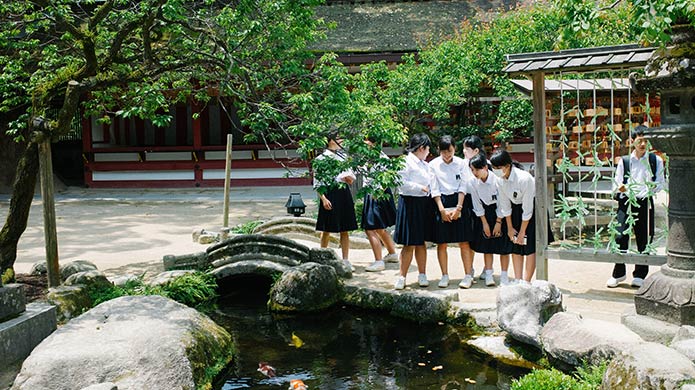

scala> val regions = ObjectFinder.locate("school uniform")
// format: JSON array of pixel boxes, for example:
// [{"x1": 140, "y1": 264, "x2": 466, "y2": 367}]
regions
[
  {"x1": 361, "y1": 152, "x2": 397, "y2": 230},
  {"x1": 430, "y1": 156, "x2": 469, "y2": 243},
  {"x1": 612, "y1": 151, "x2": 665, "y2": 279},
  {"x1": 394, "y1": 152, "x2": 436, "y2": 245},
  {"x1": 314, "y1": 149, "x2": 358, "y2": 233},
  {"x1": 497, "y1": 166, "x2": 539, "y2": 256},
  {"x1": 470, "y1": 172, "x2": 513, "y2": 254}
]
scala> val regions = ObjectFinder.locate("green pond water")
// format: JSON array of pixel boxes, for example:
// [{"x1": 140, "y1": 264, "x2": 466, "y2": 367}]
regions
[{"x1": 211, "y1": 277, "x2": 526, "y2": 390}]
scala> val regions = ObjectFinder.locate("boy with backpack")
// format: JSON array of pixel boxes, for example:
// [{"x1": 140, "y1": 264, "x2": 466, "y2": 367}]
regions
[{"x1": 607, "y1": 125, "x2": 666, "y2": 288}]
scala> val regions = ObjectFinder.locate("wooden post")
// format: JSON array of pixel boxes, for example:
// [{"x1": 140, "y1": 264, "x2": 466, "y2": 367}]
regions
[
  {"x1": 532, "y1": 71, "x2": 549, "y2": 281},
  {"x1": 222, "y1": 134, "x2": 233, "y2": 227},
  {"x1": 38, "y1": 140, "x2": 60, "y2": 287}
]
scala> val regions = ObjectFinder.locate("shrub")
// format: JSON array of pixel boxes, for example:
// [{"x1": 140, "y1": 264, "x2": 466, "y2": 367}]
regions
[
  {"x1": 511, "y1": 360, "x2": 608, "y2": 390},
  {"x1": 511, "y1": 368, "x2": 578, "y2": 390},
  {"x1": 86, "y1": 272, "x2": 218, "y2": 311},
  {"x1": 231, "y1": 220, "x2": 264, "y2": 235}
]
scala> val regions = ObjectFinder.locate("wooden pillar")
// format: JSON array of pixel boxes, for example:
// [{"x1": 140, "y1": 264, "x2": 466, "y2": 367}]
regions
[
  {"x1": 532, "y1": 72, "x2": 549, "y2": 281},
  {"x1": 222, "y1": 134, "x2": 233, "y2": 227},
  {"x1": 39, "y1": 140, "x2": 60, "y2": 287}
]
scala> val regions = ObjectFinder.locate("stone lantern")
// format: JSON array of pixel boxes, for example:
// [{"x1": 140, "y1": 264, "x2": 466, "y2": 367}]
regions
[{"x1": 631, "y1": 24, "x2": 695, "y2": 325}]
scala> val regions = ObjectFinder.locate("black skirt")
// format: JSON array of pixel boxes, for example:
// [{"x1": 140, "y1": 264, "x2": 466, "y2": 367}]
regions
[
  {"x1": 315, "y1": 186, "x2": 358, "y2": 233},
  {"x1": 394, "y1": 195, "x2": 434, "y2": 245},
  {"x1": 471, "y1": 203, "x2": 513, "y2": 255},
  {"x1": 361, "y1": 189, "x2": 397, "y2": 230},
  {"x1": 432, "y1": 193, "x2": 468, "y2": 244},
  {"x1": 510, "y1": 202, "x2": 555, "y2": 256}
]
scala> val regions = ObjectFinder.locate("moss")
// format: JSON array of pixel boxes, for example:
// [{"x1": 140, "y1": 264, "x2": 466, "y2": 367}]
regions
[
  {"x1": 185, "y1": 317, "x2": 236, "y2": 390},
  {"x1": 1, "y1": 268, "x2": 14, "y2": 284}
]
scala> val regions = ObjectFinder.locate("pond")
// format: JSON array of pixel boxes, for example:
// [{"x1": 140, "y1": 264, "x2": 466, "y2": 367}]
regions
[{"x1": 211, "y1": 276, "x2": 527, "y2": 390}]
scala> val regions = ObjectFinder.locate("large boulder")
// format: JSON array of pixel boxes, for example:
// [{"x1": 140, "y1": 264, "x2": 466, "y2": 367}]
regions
[
  {"x1": 268, "y1": 263, "x2": 341, "y2": 312},
  {"x1": 12, "y1": 295, "x2": 233, "y2": 390},
  {"x1": 497, "y1": 280, "x2": 563, "y2": 349},
  {"x1": 540, "y1": 312, "x2": 642, "y2": 367},
  {"x1": 60, "y1": 260, "x2": 98, "y2": 281},
  {"x1": 602, "y1": 342, "x2": 695, "y2": 390}
]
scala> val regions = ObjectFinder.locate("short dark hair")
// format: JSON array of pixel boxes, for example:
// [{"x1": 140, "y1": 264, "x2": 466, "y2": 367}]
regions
[
  {"x1": 630, "y1": 125, "x2": 648, "y2": 140},
  {"x1": 406, "y1": 133, "x2": 432, "y2": 153},
  {"x1": 438, "y1": 135, "x2": 454, "y2": 152},
  {"x1": 490, "y1": 149, "x2": 524, "y2": 170},
  {"x1": 463, "y1": 135, "x2": 484, "y2": 151},
  {"x1": 469, "y1": 153, "x2": 489, "y2": 170}
]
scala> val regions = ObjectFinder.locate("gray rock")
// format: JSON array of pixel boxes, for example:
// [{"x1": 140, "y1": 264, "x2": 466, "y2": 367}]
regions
[
  {"x1": 107, "y1": 274, "x2": 140, "y2": 287},
  {"x1": 46, "y1": 285, "x2": 92, "y2": 322},
  {"x1": 309, "y1": 248, "x2": 351, "y2": 278},
  {"x1": 671, "y1": 325, "x2": 695, "y2": 362},
  {"x1": 198, "y1": 233, "x2": 218, "y2": 244},
  {"x1": 342, "y1": 285, "x2": 395, "y2": 310},
  {"x1": 268, "y1": 263, "x2": 341, "y2": 312},
  {"x1": 80, "y1": 384, "x2": 117, "y2": 390},
  {"x1": 390, "y1": 291, "x2": 450, "y2": 323},
  {"x1": 467, "y1": 336, "x2": 538, "y2": 369},
  {"x1": 12, "y1": 295, "x2": 233, "y2": 390},
  {"x1": 622, "y1": 306, "x2": 680, "y2": 344},
  {"x1": 602, "y1": 342, "x2": 695, "y2": 390},
  {"x1": 64, "y1": 270, "x2": 112, "y2": 288},
  {"x1": 60, "y1": 260, "x2": 98, "y2": 281},
  {"x1": 147, "y1": 270, "x2": 195, "y2": 286},
  {"x1": 540, "y1": 312, "x2": 642, "y2": 367},
  {"x1": 497, "y1": 280, "x2": 563, "y2": 349},
  {"x1": 30, "y1": 261, "x2": 47, "y2": 276}
]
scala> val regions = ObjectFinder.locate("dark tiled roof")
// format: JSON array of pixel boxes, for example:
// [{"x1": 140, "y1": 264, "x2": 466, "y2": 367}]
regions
[
  {"x1": 503, "y1": 44, "x2": 655, "y2": 75},
  {"x1": 312, "y1": 0, "x2": 520, "y2": 53}
]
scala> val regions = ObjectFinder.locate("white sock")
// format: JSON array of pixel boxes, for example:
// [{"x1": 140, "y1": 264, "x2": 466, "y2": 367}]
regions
[
  {"x1": 501, "y1": 271, "x2": 508, "y2": 276},
  {"x1": 374, "y1": 260, "x2": 384, "y2": 264},
  {"x1": 485, "y1": 269, "x2": 493, "y2": 276}
]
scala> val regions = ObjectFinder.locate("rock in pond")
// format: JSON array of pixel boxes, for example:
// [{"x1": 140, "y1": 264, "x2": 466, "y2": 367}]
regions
[{"x1": 268, "y1": 262, "x2": 341, "y2": 312}]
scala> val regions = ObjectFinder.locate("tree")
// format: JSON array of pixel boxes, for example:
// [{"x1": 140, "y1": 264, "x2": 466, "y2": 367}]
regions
[{"x1": 0, "y1": 0, "x2": 325, "y2": 277}]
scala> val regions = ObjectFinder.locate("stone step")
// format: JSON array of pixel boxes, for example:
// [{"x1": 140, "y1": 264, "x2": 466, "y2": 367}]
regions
[{"x1": 0, "y1": 302, "x2": 56, "y2": 367}]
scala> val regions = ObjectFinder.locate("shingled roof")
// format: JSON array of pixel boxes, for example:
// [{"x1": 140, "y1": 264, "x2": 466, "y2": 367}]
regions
[{"x1": 312, "y1": 0, "x2": 521, "y2": 53}]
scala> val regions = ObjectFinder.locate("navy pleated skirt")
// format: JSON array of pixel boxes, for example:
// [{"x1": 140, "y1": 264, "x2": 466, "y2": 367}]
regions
[
  {"x1": 432, "y1": 193, "x2": 468, "y2": 244},
  {"x1": 361, "y1": 189, "x2": 397, "y2": 230},
  {"x1": 316, "y1": 186, "x2": 358, "y2": 233},
  {"x1": 471, "y1": 203, "x2": 513, "y2": 255},
  {"x1": 394, "y1": 195, "x2": 434, "y2": 245},
  {"x1": 510, "y1": 202, "x2": 555, "y2": 255}
]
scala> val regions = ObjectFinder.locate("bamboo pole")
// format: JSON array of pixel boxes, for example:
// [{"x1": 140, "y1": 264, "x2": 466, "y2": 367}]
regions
[
  {"x1": 222, "y1": 134, "x2": 233, "y2": 227},
  {"x1": 38, "y1": 140, "x2": 60, "y2": 287},
  {"x1": 532, "y1": 72, "x2": 549, "y2": 281}
]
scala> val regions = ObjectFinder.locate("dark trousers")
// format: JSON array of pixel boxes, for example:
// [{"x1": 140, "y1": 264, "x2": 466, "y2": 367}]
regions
[{"x1": 612, "y1": 196, "x2": 654, "y2": 279}]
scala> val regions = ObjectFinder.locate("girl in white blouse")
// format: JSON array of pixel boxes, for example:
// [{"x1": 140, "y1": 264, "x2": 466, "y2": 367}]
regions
[
  {"x1": 490, "y1": 149, "x2": 537, "y2": 282},
  {"x1": 393, "y1": 133, "x2": 436, "y2": 290},
  {"x1": 430, "y1": 135, "x2": 471, "y2": 289},
  {"x1": 313, "y1": 134, "x2": 358, "y2": 271},
  {"x1": 468, "y1": 153, "x2": 512, "y2": 286}
]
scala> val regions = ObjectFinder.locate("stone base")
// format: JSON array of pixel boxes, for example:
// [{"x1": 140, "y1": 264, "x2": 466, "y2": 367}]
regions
[
  {"x1": 635, "y1": 268, "x2": 695, "y2": 325},
  {"x1": 622, "y1": 307, "x2": 680, "y2": 344},
  {"x1": 0, "y1": 284, "x2": 26, "y2": 322},
  {"x1": 0, "y1": 302, "x2": 57, "y2": 367}
]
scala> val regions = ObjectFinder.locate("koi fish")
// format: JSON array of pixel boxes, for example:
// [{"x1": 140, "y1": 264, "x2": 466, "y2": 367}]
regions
[
  {"x1": 288, "y1": 379, "x2": 308, "y2": 390},
  {"x1": 257, "y1": 362, "x2": 276, "y2": 378}
]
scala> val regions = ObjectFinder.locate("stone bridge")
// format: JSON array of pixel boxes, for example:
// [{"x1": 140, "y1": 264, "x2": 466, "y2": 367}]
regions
[{"x1": 163, "y1": 234, "x2": 352, "y2": 282}]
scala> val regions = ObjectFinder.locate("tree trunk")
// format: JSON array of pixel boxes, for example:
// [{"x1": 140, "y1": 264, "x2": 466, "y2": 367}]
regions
[{"x1": 0, "y1": 141, "x2": 39, "y2": 278}]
